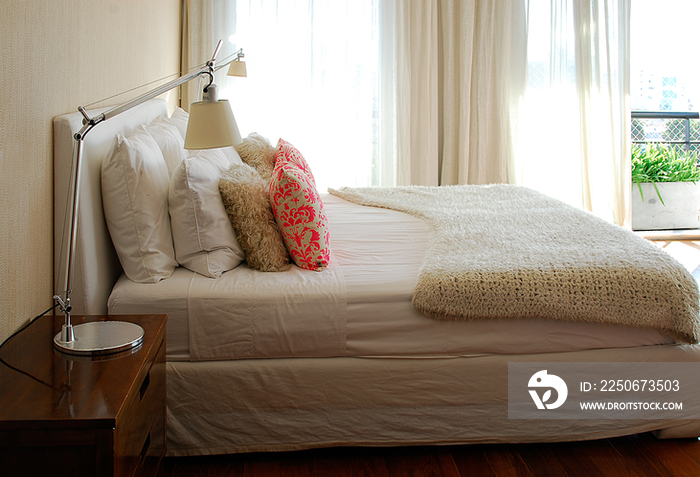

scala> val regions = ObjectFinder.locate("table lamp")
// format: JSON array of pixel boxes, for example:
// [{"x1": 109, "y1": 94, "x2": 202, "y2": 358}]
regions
[{"x1": 53, "y1": 40, "x2": 245, "y2": 355}]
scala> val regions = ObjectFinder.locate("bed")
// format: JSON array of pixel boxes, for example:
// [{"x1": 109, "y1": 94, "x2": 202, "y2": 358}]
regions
[{"x1": 53, "y1": 98, "x2": 700, "y2": 456}]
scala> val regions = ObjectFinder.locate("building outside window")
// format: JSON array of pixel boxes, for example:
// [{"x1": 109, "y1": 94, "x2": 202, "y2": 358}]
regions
[{"x1": 631, "y1": 0, "x2": 700, "y2": 152}]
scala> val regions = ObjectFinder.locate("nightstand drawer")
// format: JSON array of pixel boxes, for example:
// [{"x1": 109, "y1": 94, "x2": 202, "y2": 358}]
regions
[
  {"x1": 115, "y1": 339, "x2": 166, "y2": 477},
  {"x1": 0, "y1": 314, "x2": 167, "y2": 477},
  {"x1": 133, "y1": 410, "x2": 166, "y2": 477}
]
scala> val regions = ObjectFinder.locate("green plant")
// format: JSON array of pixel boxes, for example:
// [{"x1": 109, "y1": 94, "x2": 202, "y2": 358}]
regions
[{"x1": 631, "y1": 143, "x2": 700, "y2": 205}]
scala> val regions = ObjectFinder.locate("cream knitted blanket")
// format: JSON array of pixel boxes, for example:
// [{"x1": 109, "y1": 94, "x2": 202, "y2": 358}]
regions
[{"x1": 329, "y1": 184, "x2": 700, "y2": 344}]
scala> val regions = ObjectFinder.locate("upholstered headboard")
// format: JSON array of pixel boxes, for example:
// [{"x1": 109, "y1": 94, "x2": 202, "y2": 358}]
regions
[{"x1": 53, "y1": 99, "x2": 170, "y2": 314}]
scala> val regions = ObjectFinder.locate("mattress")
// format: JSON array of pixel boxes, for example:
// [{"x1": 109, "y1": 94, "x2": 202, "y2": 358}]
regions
[{"x1": 108, "y1": 194, "x2": 673, "y2": 361}]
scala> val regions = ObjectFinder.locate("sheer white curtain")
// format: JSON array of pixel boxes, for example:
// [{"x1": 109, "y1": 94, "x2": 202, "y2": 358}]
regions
[
  {"x1": 391, "y1": 0, "x2": 527, "y2": 186},
  {"x1": 183, "y1": 0, "x2": 630, "y2": 221},
  {"x1": 514, "y1": 0, "x2": 631, "y2": 225},
  {"x1": 183, "y1": 0, "x2": 382, "y2": 192},
  {"x1": 181, "y1": 0, "x2": 238, "y2": 108},
  {"x1": 182, "y1": 0, "x2": 526, "y2": 191}
]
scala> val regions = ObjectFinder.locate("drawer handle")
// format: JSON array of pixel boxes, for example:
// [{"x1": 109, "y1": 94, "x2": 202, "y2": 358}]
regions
[
  {"x1": 140, "y1": 433, "x2": 151, "y2": 458},
  {"x1": 139, "y1": 372, "x2": 150, "y2": 401}
]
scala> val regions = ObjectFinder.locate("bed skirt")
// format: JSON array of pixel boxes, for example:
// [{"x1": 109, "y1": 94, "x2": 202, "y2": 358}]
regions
[{"x1": 166, "y1": 344, "x2": 700, "y2": 456}]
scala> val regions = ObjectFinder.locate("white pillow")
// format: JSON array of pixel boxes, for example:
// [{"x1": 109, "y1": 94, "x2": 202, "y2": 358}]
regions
[
  {"x1": 102, "y1": 125, "x2": 177, "y2": 283},
  {"x1": 220, "y1": 146, "x2": 245, "y2": 165},
  {"x1": 147, "y1": 116, "x2": 188, "y2": 177},
  {"x1": 168, "y1": 107, "x2": 190, "y2": 141},
  {"x1": 186, "y1": 145, "x2": 243, "y2": 165},
  {"x1": 169, "y1": 149, "x2": 245, "y2": 277}
]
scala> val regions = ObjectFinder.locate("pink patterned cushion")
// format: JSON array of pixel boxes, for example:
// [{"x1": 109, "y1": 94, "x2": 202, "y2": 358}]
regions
[
  {"x1": 275, "y1": 138, "x2": 316, "y2": 187},
  {"x1": 269, "y1": 146, "x2": 330, "y2": 271}
]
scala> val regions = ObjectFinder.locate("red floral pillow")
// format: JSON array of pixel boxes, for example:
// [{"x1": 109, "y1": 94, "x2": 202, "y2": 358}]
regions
[
  {"x1": 269, "y1": 148, "x2": 330, "y2": 271},
  {"x1": 275, "y1": 138, "x2": 317, "y2": 188}
]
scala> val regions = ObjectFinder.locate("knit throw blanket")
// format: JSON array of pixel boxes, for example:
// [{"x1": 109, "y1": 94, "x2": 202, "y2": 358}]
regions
[{"x1": 329, "y1": 184, "x2": 700, "y2": 344}]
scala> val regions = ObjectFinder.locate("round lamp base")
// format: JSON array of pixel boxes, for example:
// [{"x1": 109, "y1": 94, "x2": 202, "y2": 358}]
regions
[{"x1": 54, "y1": 321, "x2": 145, "y2": 356}]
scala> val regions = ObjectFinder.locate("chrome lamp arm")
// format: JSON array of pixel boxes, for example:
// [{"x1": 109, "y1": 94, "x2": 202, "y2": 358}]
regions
[{"x1": 53, "y1": 40, "x2": 242, "y2": 355}]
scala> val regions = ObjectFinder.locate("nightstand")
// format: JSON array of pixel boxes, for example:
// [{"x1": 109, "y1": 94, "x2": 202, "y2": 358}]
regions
[{"x1": 0, "y1": 314, "x2": 167, "y2": 477}]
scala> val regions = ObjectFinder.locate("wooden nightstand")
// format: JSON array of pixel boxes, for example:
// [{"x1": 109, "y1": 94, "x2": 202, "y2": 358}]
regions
[{"x1": 0, "y1": 314, "x2": 167, "y2": 477}]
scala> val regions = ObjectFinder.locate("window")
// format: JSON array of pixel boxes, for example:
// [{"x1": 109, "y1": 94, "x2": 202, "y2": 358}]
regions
[
  {"x1": 220, "y1": 1, "x2": 380, "y2": 192},
  {"x1": 631, "y1": 0, "x2": 698, "y2": 113},
  {"x1": 631, "y1": 0, "x2": 700, "y2": 150}
]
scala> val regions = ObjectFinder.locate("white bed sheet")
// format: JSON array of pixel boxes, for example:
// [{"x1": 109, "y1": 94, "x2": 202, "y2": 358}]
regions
[{"x1": 108, "y1": 194, "x2": 673, "y2": 361}]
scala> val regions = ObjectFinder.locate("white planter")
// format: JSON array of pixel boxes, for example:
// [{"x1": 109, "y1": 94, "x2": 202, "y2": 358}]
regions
[{"x1": 631, "y1": 181, "x2": 700, "y2": 230}]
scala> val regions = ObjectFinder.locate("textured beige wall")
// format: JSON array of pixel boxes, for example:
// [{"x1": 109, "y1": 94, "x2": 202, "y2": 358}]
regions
[{"x1": 0, "y1": 0, "x2": 181, "y2": 343}]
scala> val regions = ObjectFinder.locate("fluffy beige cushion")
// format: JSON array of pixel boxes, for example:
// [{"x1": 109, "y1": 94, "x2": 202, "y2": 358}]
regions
[
  {"x1": 235, "y1": 133, "x2": 276, "y2": 182},
  {"x1": 219, "y1": 163, "x2": 291, "y2": 272}
]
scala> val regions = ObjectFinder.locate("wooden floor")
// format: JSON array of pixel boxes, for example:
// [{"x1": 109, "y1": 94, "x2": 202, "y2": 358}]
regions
[{"x1": 163, "y1": 432, "x2": 700, "y2": 476}]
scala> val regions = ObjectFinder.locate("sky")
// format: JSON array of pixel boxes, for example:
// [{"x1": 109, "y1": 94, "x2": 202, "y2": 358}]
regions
[{"x1": 631, "y1": 0, "x2": 700, "y2": 111}]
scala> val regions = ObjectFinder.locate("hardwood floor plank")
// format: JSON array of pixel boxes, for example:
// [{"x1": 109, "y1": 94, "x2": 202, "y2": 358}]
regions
[
  {"x1": 241, "y1": 449, "x2": 315, "y2": 477},
  {"x1": 312, "y1": 447, "x2": 390, "y2": 477},
  {"x1": 482, "y1": 444, "x2": 533, "y2": 477},
  {"x1": 277, "y1": 451, "x2": 315, "y2": 477},
  {"x1": 313, "y1": 447, "x2": 355, "y2": 477},
  {"x1": 450, "y1": 444, "x2": 499, "y2": 477},
  {"x1": 608, "y1": 434, "x2": 677, "y2": 477},
  {"x1": 351, "y1": 454, "x2": 390, "y2": 477},
  {"x1": 243, "y1": 460, "x2": 283, "y2": 477},
  {"x1": 163, "y1": 454, "x2": 245, "y2": 477},
  {"x1": 314, "y1": 458, "x2": 355, "y2": 477},
  {"x1": 548, "y1": 441, "x2": 606, "y2": 477},
  {"x1": 383, "y1": 446, "x2": 461, "y2": 477},
  {"x1": 515, "y1": 443, "x2": 570, "y2": 477},
  {"x1": 568, "y1": 438, "x2": 644, "y2": 477},
  {"x1": 164, "y1": 433, "x2": 700, "y2": 477},
  {"x1": 629, "y1": 434, "x2": 700, "y2": 477},
  {"x1": 672, "y1": 436, "x2": 700, "y2": 467}
]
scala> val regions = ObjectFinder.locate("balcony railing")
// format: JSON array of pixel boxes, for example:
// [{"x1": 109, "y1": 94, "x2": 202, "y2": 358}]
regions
[{"x1": 631, "y1": 111, "x2": 700, "y2": 153}]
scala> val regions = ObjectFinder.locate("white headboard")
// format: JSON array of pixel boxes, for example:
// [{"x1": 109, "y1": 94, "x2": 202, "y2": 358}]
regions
[{"x1": 53, "y1": 99, "x2": 170, "y2": 314}]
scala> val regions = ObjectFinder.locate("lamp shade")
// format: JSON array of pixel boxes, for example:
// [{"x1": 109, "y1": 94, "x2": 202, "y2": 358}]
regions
[
  {"x1": 184, "y1": 98, "x2": 242, "y2": 149},
  {"x1": 227, "y1": 60, "x2": 247, "y2": 77}
]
